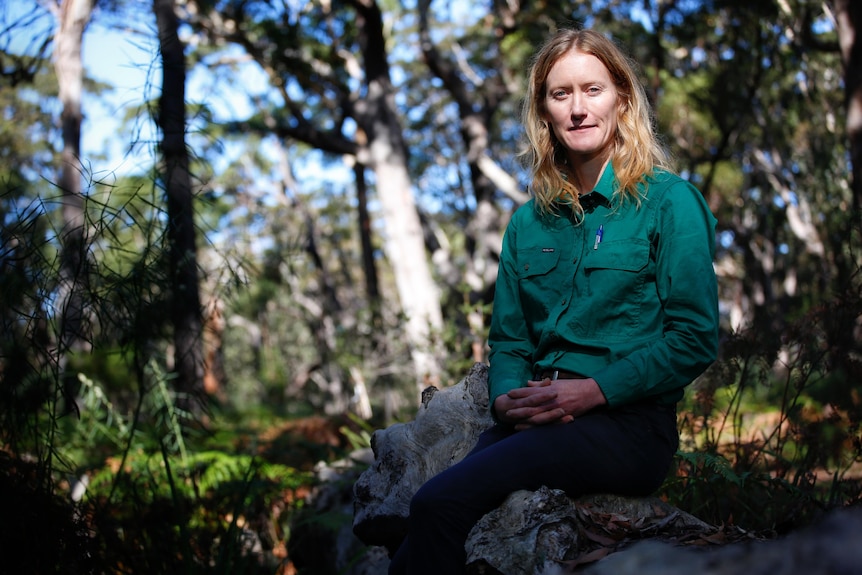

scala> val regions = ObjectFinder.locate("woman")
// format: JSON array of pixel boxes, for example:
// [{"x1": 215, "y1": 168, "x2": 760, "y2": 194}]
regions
[{"x1": 388, "y1": 27, "x2": 719, "y2": 574}]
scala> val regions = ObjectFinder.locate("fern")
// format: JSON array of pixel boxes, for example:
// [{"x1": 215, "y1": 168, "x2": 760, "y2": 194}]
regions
[
  {"x1": 147, "y1": 360, "x2": 189, "y2": 468},
  {"x1": 675, "y1": 450, "x2": 748, "y2": 487},
  {"x1": 77, "y1": 372, "x2": 130, "y2": 444}
]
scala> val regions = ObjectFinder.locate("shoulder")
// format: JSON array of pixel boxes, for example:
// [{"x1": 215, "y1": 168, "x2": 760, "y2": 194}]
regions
[
  {"x1": 508, "y1": 199, "x2": 543, "y2": 228},
  {"x1": 503, "y1": 199, "x2": 574, "y2": 250},
  {"x1": 645, "y1": 169, "x2": 694, "y2": 191},
  {"x1": 643, "y1": 170, "x2": 709, "y2": 207},
  {"x1": 642, "y1": 171, "x2": 716, "y2": 238},
  {"x1": 514, "y1": 198, "x2": 539, "y2": 215}
]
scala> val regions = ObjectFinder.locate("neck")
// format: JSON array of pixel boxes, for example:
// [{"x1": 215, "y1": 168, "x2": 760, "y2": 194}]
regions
[{"x1": 571, "y1": 153, "x2": 611, "y2": 193}]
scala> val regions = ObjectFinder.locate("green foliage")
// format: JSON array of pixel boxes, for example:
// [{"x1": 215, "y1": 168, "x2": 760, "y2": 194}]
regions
[
  {"x1": 675, "y1": 450, "x2": 748, "y2": 487},
  {"x1": 77, "y1": 372, "x2": 130, "y2": 445},
  {"x1": 439, "y1": 282, "x2": 494, "y2": 382},
  {"x1": 63, "y1": 367, "x2": 312, "y2": 574},
  {"x1": 340, "y1": 412, "x2": 375, "y2": 452},
  {"x1": 0, "y1": 93, "x2": 317, "y2": 571},
  {"x1": 662, "y1": 289, "x2": 862, "y2": 532}
]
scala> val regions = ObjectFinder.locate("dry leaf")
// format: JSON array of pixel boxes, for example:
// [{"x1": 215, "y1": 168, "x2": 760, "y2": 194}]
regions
[{"x1": 581, "y1": 528, "x2": 620, "y2": 546}]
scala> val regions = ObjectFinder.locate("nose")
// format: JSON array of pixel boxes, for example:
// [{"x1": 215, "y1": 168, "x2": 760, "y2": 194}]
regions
[{"x1": 570, "y1": 94, "x2": 586, "y2": 119}]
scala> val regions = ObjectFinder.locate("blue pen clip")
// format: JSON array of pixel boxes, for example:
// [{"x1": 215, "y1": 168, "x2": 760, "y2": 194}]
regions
[{"x1": 593, "y1": 224, "x2": 603, "y2": 250}]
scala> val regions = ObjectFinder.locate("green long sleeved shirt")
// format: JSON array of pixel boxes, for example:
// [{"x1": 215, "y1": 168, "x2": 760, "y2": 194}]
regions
[{"x1": 487, "y1": 164, "x2": 719, "y2": 415}]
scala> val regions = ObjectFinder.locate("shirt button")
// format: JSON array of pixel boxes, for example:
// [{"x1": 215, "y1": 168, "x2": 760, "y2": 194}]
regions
[
  {"x1": 562, "y1": 299, "x2": 567, "y2": 305},
  {"x1": 524, "y1": 264, "x2": 530, "y2": 271}
]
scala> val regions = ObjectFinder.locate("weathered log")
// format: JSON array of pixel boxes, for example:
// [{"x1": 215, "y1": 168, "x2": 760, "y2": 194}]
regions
[
  {"x1": 465, "y1": 489, "x2": 716, "y2": 574},
  {"x1": 352, "y1": 362, "x2": 494, "y2": 554},
  {"x1": 351, "y1": 363, "x2": 717, "y2": 573}
]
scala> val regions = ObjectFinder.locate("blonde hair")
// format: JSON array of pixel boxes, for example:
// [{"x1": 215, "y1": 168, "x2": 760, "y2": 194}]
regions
[{"x1": 521, "y1": 28, "x2": 672, "y2": 216}]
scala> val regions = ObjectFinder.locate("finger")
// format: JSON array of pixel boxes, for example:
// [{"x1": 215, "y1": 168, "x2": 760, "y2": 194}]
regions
[
  {"x1": 525, "y1": 408, "x2": 569, "y2": 426},
  {"x1": 505, "y1": 406, "x2": 544, "y2": 420},
  {"x1": 511, "y1": 407, "x2": 572, "y2": 429},
  {"x1": 507, "y1": 387, "x2": 557, "y2": 404},
  {"x1": 507, "y1": 386, "x2": 542, "y2": 398}
]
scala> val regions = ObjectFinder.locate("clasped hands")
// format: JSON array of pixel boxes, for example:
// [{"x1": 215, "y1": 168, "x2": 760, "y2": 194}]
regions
[{"x1": 493, "y1": 377, "x2": 606, "y2": 430}]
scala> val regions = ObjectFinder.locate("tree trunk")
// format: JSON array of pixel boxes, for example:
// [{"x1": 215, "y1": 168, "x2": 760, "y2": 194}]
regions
[
  {"x1": 354, "y1": 160, "x2": 382, "y2": 329},
  {"x1": 53, "y1": 0, "x2": 95, "y2": 389},
  {"x1": 154, "y1": 0, "x2": 205, "y2": 413},
  {"x1": 183, "y1": 0, "x2": 445, "y2": 393},
  {"x1": 417, "y1": 0, "x2": 526, "y2": 363},
  {"x1": 830, "y1": 0, "x2": 862, "y2": 375},
  {"x1": 351, "y1": 0, "x2": 444, "y2": 391},
  {"x1": 836, "y1": 0, "x2": 862, "y2": 217}
]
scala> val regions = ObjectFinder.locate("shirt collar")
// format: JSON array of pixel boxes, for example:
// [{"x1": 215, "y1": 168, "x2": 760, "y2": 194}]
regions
[{"x1": 579, "y1": 162, "x2": 615, "y2": 212}]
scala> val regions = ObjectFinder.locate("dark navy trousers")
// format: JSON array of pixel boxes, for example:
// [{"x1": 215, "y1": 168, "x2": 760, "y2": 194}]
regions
[{"x1": 387, "y1": 402, "x2": 679, "y2": 575}]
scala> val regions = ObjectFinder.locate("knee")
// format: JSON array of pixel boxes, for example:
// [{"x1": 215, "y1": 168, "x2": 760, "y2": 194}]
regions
[
  {"x1": 410, "y1": 469, "x2": 478, "y2": 525},
  {"x1": 409, "y1": 479, "x2": 447, "y2": 519}
]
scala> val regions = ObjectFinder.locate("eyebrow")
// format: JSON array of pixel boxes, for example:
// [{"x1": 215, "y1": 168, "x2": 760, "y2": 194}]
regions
[{"x1": 545, "y1": 79, "x2": 610, "y2": 92}]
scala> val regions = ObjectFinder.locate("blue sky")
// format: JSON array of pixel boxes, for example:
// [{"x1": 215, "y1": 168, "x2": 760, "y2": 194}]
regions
[
  {"x1": 5, "y1": 0, "x2": 160, "y2": 179},
  {"x1": 82, "y1": 18, "x2": 160, "y2": 179},
  {"x1": 6, "y1": 0, "x2": 270, "y2": 178}
]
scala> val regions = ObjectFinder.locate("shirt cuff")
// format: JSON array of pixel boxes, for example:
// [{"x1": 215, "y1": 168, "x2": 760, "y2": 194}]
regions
[{"x1": 590, "y1": 360, "x2": 636, "y2": 408}]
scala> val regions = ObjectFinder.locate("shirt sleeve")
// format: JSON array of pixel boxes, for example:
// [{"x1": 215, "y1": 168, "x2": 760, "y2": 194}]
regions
[
  {"x1": 592, "y1": 180, "x2": 719, "y2": 406},
  {"x1": 487, "y1": 212, "x2": 535, "y2": 420}
]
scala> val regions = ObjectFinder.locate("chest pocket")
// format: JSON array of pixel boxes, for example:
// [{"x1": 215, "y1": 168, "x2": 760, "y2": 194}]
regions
[
  {"x1": 516, "y1": 247, "x2": 560, "y2": 279},
  {"x1": 583, "y1": 239, "x2": 650, "y2": 336},
  {"x1": 516, "y1": 247, "x2": 562, "y2": 320}
]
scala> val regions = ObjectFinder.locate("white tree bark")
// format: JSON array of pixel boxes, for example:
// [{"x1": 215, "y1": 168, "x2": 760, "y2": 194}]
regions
[
  {"x1": 365, "y1": 132, "x2": 444, "y2": 390},
  {"x1": 352, "y1": 0, "x2": 445, "y2": 391},
  {"x1": 52, "y1": 0, "x2": 95, "y2": 362}
]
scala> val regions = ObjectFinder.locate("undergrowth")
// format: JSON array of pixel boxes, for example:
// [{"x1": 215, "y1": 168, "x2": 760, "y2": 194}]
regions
[
  {"x1": 0, "y1": 185, "x2": 322, "y2": 574},
  {"x1": 660, "y1": 289, "x2": 862, "y2": 534}
]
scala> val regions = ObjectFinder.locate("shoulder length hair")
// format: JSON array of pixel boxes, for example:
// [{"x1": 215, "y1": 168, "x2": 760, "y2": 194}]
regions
[{"x1": 521, "y1": 28, "x2": 672, "y2": 216}]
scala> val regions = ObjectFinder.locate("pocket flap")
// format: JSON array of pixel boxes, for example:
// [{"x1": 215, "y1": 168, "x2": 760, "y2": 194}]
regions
[
  {"x1": 585, "y1": 240, "x2": 649, "y2": 272},
  {"x1": 516, "y1": 246, "x2": 560, "y2": 278}
]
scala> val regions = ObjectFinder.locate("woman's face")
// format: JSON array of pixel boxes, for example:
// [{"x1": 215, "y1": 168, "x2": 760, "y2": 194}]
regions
[{"x1": 543, "y1": 49, "x2": 619, "y2": 166}]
